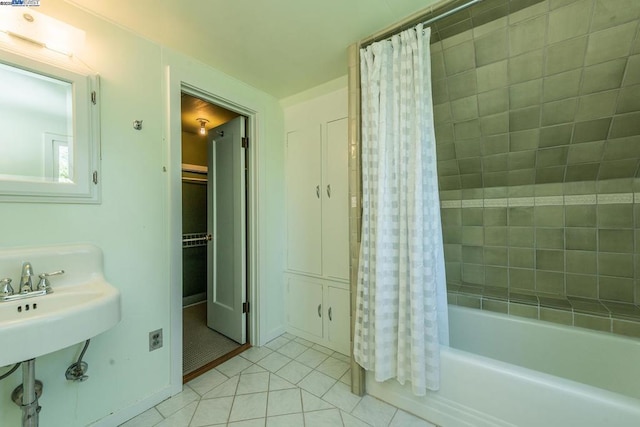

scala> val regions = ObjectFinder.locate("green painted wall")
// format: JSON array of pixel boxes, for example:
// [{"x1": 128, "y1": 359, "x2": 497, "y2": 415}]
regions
[{"x1": 0, "y1": 1, "x2": 285, "y2": 425}]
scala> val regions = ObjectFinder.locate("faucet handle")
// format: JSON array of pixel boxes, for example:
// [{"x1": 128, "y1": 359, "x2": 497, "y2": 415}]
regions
[
  {"x1": 37, "y1": 270, "x2": 64, "y2": 292},
  {"x1": 0, "y1": 278, "x2": 13, "y2": 297}
]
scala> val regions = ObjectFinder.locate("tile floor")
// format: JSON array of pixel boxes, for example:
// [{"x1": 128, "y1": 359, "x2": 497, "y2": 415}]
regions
[{"x1": 120, "y1": 333, "x2": 437, "y2": 427}]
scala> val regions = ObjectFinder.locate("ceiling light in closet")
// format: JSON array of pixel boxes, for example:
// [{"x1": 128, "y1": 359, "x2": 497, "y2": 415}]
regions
[{"x1": 197, "y1": 118, "x2": 209, "y2": 135}]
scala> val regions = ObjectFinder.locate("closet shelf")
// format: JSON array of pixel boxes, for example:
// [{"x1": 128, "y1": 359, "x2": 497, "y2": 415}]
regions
[{"x1": 182, "y1": 232, "x2": 209, "y2": 248}]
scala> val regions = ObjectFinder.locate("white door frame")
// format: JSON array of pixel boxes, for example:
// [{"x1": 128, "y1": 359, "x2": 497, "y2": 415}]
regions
[{"x1": 167, "y1": 72, "x2": 260, "y2": 395}]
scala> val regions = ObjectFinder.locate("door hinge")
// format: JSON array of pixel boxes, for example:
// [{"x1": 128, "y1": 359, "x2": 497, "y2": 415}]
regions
[
  {"x1": 91, "y1": 91, "x2": 97, "y2": 105},
  {"x1": 242, "y1": 302, "x2": 249, "y2": 313},
  {"x1": 241, "y1": 137, "x2": 249, "y2": 149},
  {"x1": 92, "y1": 171, "x2": 98, "y2": 184}
]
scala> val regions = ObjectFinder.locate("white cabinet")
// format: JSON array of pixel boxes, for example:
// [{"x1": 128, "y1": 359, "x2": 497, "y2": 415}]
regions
[
  {"x1": 286, "y1": 276, "x2": 350, "y2": 354},
  {"x1": 284, "y1": 87, "x2": 350, "y2": 355},
  {"x1": 285, "y1": 118, "x2": 349, "y2": 281},
  {"x1": 326, "y1": 285, "x2": 350, "y2": 353},
  {"x1": 285, "y1": 125, "x2": 322, "y2": 275},
  {"x1": 286, "y1": 276, "x2": 323, "y2": 339},
  {"x1": 322, "y1": 118, "x2": 349, "y2": 281}
]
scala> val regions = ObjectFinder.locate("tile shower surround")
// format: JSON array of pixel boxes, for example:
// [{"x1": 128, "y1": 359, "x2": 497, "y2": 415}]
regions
[
  {"x1": 441, "y1": 181, "x2": 640, "y2": 338},
  {"x1": 431, "y1": 0, "x2": 640, "y2": 189},
  {"x1": 419, "y1": 0, "x2": 640, "y2": 337}
]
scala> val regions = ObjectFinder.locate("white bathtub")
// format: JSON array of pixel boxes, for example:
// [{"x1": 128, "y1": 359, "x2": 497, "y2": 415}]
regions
[{"x1": 366, "y1": 305, "x2": 640, "y2": 427}]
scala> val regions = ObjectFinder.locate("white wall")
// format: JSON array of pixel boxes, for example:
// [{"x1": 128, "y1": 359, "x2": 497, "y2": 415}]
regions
[
  {"x1": 0, "y1": 1, "x2": 284, "y2": 426},
  {"x1": 280, "y1": 75, "x2": 348, "y2": 109}
]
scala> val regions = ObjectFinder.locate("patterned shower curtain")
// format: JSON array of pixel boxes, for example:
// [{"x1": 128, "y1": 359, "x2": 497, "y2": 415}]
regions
[{"x1": 354, "y1": 23, "x2": 449, "y2": 396}]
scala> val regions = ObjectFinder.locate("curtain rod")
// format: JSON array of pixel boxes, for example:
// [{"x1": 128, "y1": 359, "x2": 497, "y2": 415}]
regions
[
  {"x1": 423, "y1": 0, "x2": 485, "y2": 26},
  {"x1": 361, "y1": 0, "x2": 485, "y2": 48}
]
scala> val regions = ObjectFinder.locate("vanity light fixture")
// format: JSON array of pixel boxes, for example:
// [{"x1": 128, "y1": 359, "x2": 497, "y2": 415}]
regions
[
  {"x1": 197, "y1": 118, "x2": 209, "y2": 136},
  {"x1": 0, "y1": 8, "x2": 85, "y2": 56}
]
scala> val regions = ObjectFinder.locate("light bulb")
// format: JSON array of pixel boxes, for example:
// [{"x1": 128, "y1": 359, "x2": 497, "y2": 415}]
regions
[{"x1": 197, "y1": 118, "x2": 209, "y2": 136}]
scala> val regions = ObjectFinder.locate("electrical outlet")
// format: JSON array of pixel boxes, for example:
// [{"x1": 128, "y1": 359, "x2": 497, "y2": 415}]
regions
[{"x1": 149, "y1": 329, "x2": 163, "y2": 351}]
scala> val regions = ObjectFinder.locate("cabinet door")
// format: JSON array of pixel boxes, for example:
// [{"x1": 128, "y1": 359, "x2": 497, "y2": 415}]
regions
[
  {"x1": 287, "y1": 277, "x2": 324, "y2": 338},
  {"x1": 322, "y1": 118, "x2": 349, "y2": 281},
  {"x1": 286, "y1": 125, "x2": 322, "y2": 275},
  {"x1": 327, "y1": 285, "x2": 350, "y2": 355}
]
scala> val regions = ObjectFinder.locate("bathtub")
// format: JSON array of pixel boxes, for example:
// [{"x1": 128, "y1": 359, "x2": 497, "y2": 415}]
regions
[{"x1": 366, "y1": 305, "x2": 640, "y2": 427}]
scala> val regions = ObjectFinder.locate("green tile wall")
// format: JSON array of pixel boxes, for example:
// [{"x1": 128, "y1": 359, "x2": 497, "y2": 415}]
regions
[
  {"x1": 432, "y1": 0, "x2": 640, "y2": 190},
  {"x1": 441, "y1": 181, "x2": 640, "y2": 306},
  {"x1": 432, "y1": 0, "x2": 640, "y2": 336}
]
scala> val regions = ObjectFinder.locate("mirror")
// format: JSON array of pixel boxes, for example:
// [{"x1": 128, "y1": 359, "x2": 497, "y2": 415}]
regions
[{"x1": 0, "y1": 48, "x2": 100, "y2": 203}]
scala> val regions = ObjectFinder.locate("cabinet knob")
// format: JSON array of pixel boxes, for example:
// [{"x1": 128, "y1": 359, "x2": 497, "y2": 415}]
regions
[
  {"x1": 317, "y1": 304, "x2": 322, "y2": 317},
  {"x1": 326, "y1": 184, "x2": 331, "y2": 198},
  {"x1": 316, "y1": 185, "x2": 320, "y2": 199},
  {"x1": 328, "y1": 307, "x2": 332, "y2": 321}
]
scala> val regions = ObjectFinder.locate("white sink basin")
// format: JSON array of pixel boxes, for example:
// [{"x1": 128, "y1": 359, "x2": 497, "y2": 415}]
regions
[{"x1": 0, "y1": 244, "x2": 121, "y2": 367}]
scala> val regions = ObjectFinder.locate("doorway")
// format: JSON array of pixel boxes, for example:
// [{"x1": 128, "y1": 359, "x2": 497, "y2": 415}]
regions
[{"x1": 180, "y1": 92, "x2": 251, "y2": 382}]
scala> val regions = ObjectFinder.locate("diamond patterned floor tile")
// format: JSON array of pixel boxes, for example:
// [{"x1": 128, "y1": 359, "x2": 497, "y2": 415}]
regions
[{"x1": 120, "y1": 333, "x2": 439, "y2": 427}]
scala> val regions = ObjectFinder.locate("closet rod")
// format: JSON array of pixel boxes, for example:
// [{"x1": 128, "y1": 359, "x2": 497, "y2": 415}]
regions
[{"x1": 361, "y1": 0, "x2": 485, "y2": 47}]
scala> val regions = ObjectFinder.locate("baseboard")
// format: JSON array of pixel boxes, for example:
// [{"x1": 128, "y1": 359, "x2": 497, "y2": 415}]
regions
[
  {"x1": 285, "y1": 325, "x2": 348, "y2": 355},
  {"x1": 262, "y1": 325, "x2": 286, "y2": 346},
  {"x1": 182, "y1": 293, "x2": 206, "y2": 307},
  {"x1": 88, "y1": 386, "x2": 173, "y2": 427}
]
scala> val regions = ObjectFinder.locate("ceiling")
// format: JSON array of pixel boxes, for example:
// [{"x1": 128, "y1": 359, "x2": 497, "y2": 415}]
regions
[
  {"x1": 66, "y1": 0, "x2": 439, "y2": 99},
  {"x1": 181, "y1": 93, "x2": 239, "y2": 135}
]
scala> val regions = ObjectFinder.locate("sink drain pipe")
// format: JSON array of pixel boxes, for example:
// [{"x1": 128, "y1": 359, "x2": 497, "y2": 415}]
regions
[
  {"x1": 11, "y1": 359, "x2": 42, "y2": 427},
  {"x1": 2, "y1": 360, "x2": 41, "y2": 427},
  {"x1": 1, "y1": 360, "x2": 40, "y2": 427},
  {"x1": 0, "y1": 339, "x2": 90, "y2": 427}
]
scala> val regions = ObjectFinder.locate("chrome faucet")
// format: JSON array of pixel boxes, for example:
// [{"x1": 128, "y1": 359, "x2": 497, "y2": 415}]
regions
[
  {"x1": 0, "y1": 262, "x2": 63, "y2": 302},
  {"x1": 19, "y1": 262, "x2": 34, "y2": 293}
]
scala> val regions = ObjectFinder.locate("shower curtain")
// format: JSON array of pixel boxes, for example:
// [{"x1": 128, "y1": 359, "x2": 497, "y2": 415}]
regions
[{"x1": 354, "y1": 23, "x2": 449, "y2": 396}]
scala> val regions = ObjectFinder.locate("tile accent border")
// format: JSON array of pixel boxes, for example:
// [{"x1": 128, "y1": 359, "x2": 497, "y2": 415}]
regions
[
  {"x1": 565, "y1": 195, "x2": 597, "y2": 205},
  {"x1": 441, "y1": 193, "x2": 636, "y2": 209}
]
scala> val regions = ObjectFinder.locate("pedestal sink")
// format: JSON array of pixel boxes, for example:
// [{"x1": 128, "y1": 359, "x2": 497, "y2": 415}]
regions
[
  {"x1": 0, "y1": 243, "x2": 121, "y2": 366},
  {"x1": 0, "y1": 243, "x2": 121, "y2": 426}
]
